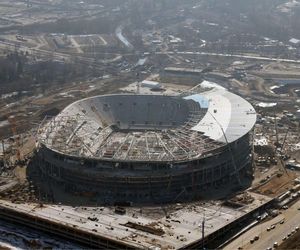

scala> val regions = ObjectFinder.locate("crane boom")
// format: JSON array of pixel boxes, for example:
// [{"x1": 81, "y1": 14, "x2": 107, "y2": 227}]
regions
[{"x1": 8, "y1": 116, "x2": 21, "y2": 163}]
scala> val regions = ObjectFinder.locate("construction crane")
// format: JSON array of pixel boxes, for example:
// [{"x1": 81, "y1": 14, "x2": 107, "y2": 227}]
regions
[
  {"x1": 277, "y1": 127, "x2": 290, "y2": 175},
  {"x1": 280, "y1": 127, "x2": 290, "y2": 155},
  {"x1": 7, "y1": 115, "x2": 22, "y2": 164},
  {"x1": 274, "y1": 111, "x2": 279, "y2": 147},
  {"x1": 208, "y1": 111, "x2": 242, "y2": 186},
  {"x1": 272, "y1": 114, "x2": 290, "y2": 175}
]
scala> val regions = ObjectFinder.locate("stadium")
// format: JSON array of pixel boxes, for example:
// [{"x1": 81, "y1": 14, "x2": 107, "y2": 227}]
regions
[{"x1": 37, "y1": 82, "x2": 257, "y2": 204}]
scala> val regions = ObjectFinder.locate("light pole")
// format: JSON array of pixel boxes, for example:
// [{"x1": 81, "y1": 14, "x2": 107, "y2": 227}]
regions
[{"x1": 202, "y1": 216, "x2": 205, "y2": 249}]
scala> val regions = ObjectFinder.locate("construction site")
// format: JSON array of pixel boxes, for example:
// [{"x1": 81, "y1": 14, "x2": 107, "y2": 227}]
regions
[
  {"x1": 0, "y1": 76, "x2": 300, "y2": 249},
  {"x1": 34, "y1": 82, "x2": 256, "y2": 204},
  {"x1": 0, "y1": 0, "x2": 300, "y2": 249}
]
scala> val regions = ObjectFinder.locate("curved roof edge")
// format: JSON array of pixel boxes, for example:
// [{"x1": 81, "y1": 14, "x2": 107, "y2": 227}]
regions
[{"x1": 185, "y1": 81, "x2": 256, "y2": 143}]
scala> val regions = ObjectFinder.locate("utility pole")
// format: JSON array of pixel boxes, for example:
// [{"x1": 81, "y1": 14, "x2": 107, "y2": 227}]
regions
[{"x1": 202, "y1": 216, "x2": 205, "y2": 249}]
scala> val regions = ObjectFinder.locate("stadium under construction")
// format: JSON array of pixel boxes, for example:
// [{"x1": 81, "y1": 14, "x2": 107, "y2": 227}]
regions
[{"x1": 36, "y1": 81, "x2": 257, "y2": 204}]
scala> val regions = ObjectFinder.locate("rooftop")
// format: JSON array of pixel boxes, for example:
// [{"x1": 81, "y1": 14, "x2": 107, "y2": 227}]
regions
[
  {"x1": 0, "y1": 192, "x2": 272, "y2": 249},
  {"x1": 38, "y1": 82, "x2": 256, "y2": 162}
]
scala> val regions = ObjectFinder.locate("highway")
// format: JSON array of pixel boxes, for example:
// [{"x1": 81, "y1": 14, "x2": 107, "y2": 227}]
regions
[
  {"x1": 115, "y1": 25, "x2": 134, "y2": 49},
  {"x1": 224, "y1": 200, "x2": 300, "y2": 250},
  {"x1": 156, "y1": 51, "x2": 300, "y2": 64}
]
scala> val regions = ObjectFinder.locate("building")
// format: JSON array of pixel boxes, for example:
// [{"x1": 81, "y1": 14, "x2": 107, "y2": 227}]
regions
[
  {"x1": 289, "y1": 38, "x2": 300, "y2": 47},
  {"x1": 37, "y1": 82, "x2": 256, "y2": 204},
  {"x1": 296, "y1": 110, "x2": 300, "y2": 120},
  {"x1": 162, "y1": 67, "x2": 204, "y2": 84},
  {"x1": 140, "y1": 80, "x2": 162, "y2": 90},
  {"x1": 164, "y1": 67, "x2": 203, "y2": 77}
]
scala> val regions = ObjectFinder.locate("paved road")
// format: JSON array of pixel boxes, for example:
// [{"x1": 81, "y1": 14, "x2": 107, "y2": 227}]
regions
[
  {"x1": 115, "y1": 25, "x2": 133, "y2": 49},
  {"x1": 224, "y1": 200, "x2": 300, "y2": 250}
]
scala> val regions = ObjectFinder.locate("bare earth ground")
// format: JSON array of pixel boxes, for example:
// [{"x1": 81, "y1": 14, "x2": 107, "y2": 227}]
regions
[
  {"x1": 252, "y1": 170, "x2": 297, "y2": 197},
  {"x1": 279, "y1": 230, "x2": 300, "y2": 249}
]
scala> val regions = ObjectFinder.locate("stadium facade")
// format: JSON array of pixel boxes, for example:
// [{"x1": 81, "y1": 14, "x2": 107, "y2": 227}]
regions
[{"x1": 37, "y1": 81, "x2": 257, "y2": 204}]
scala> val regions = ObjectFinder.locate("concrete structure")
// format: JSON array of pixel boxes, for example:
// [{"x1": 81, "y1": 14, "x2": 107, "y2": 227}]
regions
[
  {"x1": 164, "y1": 67, "x2": 203, "y2": 77},
  {"x1": 37, "y1": 82, "x2": 256, "y2": 204},
  {"x1": 289, "y1": 38, "x2": 300, "y2": 45},
  {"x1": 296, "y1": 110, "x2": 300, "y2": 120},
  {"x1": 162, "y1": 67, "x2": 204, "y2": 83},
  {"x1": 0, "y1": 193, "x2": 273, "y2": 249}
]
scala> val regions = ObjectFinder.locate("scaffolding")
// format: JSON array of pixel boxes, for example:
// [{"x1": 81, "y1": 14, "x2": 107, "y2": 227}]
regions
[{"x1": 38, "y1": 99, "x2": 224, "y2": 163}]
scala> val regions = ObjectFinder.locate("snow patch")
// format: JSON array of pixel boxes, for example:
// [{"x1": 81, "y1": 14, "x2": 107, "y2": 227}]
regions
[
  {"x1": 200, "y1": 80, "x2": 226, "y2": 90},
  {"x1": 256, "y1": 102, "x2": 277, "y2": 108}
]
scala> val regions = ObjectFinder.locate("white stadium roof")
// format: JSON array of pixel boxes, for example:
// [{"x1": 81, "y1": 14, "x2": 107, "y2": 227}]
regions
[
  {"x1": 38, "y1": 81, "x2": 256, "y2": 162},
  {"x1": 185, "y1": 81, "x2": 256, "y2": 143}
]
